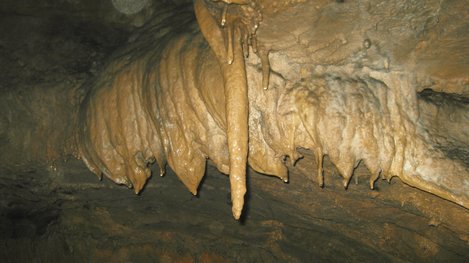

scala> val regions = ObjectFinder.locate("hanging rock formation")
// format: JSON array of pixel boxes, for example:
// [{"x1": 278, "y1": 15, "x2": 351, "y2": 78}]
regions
[{"x1": 74, "y1": 0, "x2": 469, "y2": 219}]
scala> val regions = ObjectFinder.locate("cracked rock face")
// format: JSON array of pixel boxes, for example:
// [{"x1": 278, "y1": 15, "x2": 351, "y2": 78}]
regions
[{"x1": 0, "y1": 0, "x2": 468, "y2": 261}]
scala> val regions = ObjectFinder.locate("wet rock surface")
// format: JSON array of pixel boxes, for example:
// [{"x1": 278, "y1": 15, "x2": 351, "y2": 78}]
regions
[{"x1": 0, "y1": 1, "x2": 468, "y2": 262}]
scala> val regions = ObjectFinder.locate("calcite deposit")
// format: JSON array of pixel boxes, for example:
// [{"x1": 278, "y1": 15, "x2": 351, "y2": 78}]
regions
[
  {"x1": 1, "y1": 0, "x2": 469, "y2": 261},
  {"x1": 76, "y1": 0, "x2": 469, "y2": 219}
]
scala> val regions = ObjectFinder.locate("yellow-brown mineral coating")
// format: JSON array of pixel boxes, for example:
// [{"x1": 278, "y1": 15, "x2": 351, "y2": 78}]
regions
[
  {"x1": 77, "y1": 1, "x2": 253, "y2": 219},
  {"x1": 245, "y1": 67, "x2": 469, "y2": 209},
  {"x1": 194, "y1": 0, "x2": 251, "y2": 219},
  {"x1": 77, "y1": 0, "x2": 469, "y2": 219}
]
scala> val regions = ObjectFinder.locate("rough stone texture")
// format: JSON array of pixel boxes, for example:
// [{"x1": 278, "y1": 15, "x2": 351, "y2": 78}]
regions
[{"x1": 0, "y1": 0, "x2": 468, "y2": 262}]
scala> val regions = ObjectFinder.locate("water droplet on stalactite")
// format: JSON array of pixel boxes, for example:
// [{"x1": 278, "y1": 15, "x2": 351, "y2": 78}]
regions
[
  {"x1": 221, "y1": 5, "x2": 228, "y2": 27},
  {"x1": 343, "y1": 177, "x2": 352, "y2": 189}
]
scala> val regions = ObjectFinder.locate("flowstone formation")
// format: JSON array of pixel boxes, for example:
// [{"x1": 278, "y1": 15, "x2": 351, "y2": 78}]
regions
[{"x1": 76, "y1": 0, "x2": 469, "y2": 219}]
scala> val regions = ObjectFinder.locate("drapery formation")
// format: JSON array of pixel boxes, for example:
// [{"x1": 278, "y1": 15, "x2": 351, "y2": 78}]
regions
[{"x1": 77, "y1": 0, "x2": 469, "y2": 219}]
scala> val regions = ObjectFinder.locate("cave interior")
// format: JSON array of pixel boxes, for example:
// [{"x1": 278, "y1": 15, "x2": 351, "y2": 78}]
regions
[{"x1": 0, "y1": 0, "x2": 468, "y2": 262}]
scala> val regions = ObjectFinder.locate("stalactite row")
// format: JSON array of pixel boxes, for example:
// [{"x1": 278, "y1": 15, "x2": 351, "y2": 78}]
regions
[
  {"x1": 77, "y1": 0, "x2": 469, "y2": 219},
  {"x1": 244, "y1": 65, "x2": 469, "y2": 210}
]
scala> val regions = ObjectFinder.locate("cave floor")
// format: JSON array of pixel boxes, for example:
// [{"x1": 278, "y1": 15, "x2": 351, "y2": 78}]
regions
[
  {"x1": 1, "y1": 157, "x2": 469, "y2": 262},
  {"x1": 0, "y1": 8, "x2": 468, "y2": 263}
]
